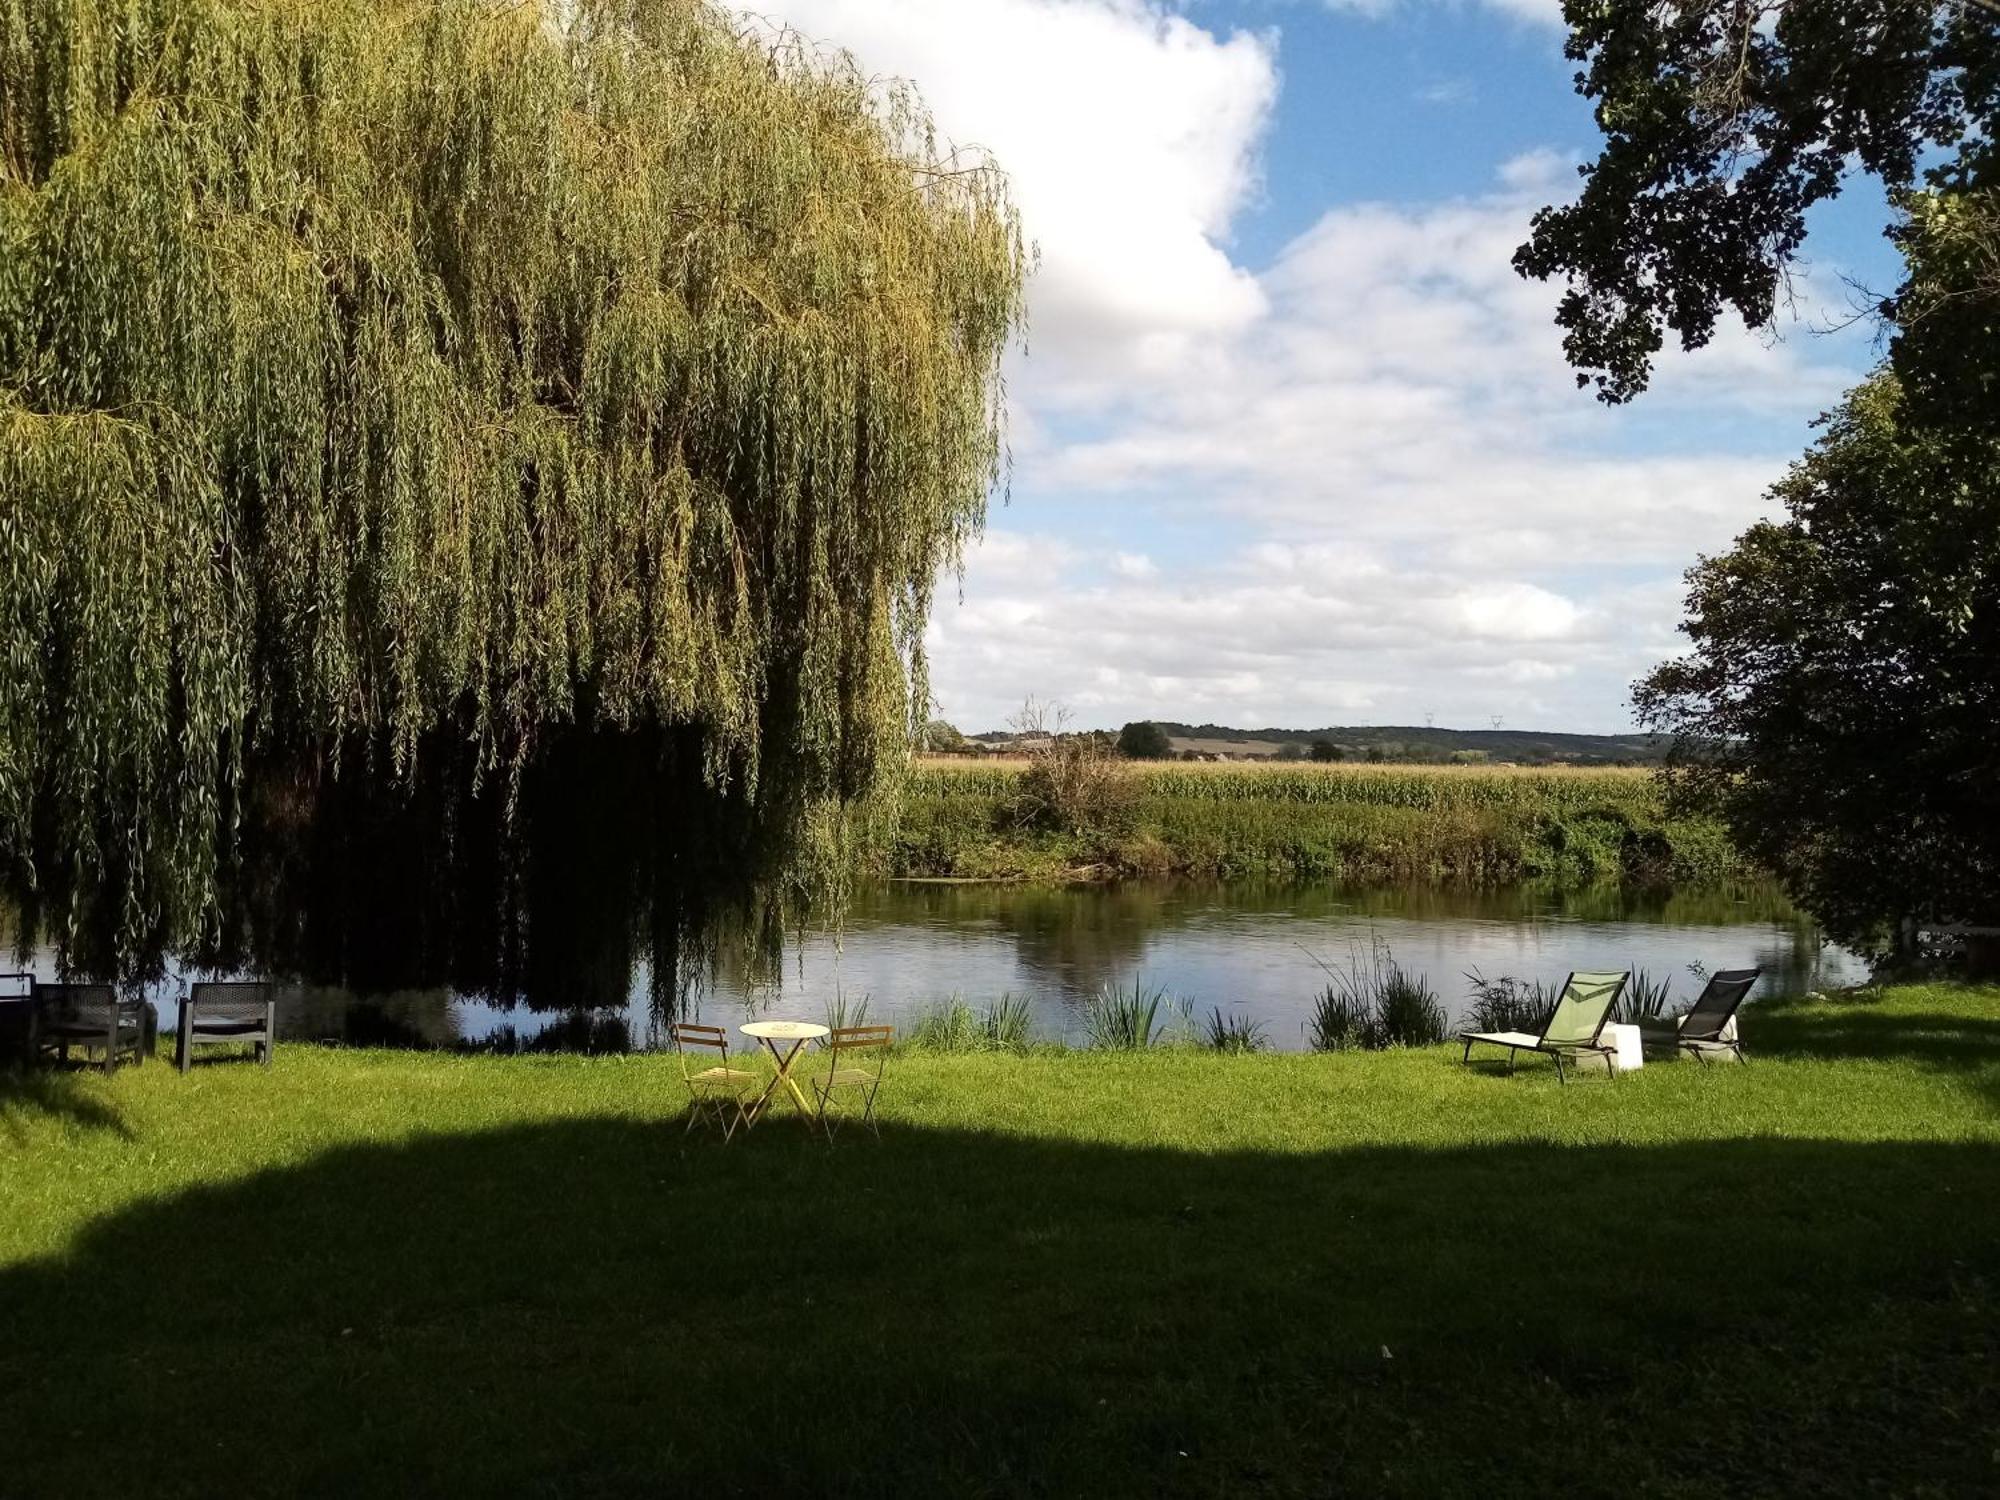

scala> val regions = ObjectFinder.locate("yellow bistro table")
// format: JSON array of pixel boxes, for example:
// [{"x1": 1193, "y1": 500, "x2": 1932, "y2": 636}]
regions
[{"x1": 739, "y1": 1020, "x2": 830, "y2": 1129}]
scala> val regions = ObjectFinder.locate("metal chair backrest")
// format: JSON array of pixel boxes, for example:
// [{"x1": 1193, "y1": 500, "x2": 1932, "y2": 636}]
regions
[
  {"x1": 826, "y1": 1024, "x2": 894, "y2": 1061},
  {"x1": 38, "y1": 982, "x2": 120, "y2": 1025},
  {"x1": 1680, "y1": 968, "x2": 1759, "y2": 1040},
  {"x1": 670, "y1": 1021, "x2": 729, "y2": 1076},
  {"x1": 1538, "y1": 971, "x2": 1628, "y2": 1048},
  {"x1": 189, "y1": 981, "x2": 274, "y2": 1021}
]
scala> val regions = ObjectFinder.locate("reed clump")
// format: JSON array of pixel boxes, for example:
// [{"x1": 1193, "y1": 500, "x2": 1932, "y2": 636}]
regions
[{"x1": 1305, "y1": 939, "x2": 1448, "y2": 1051}]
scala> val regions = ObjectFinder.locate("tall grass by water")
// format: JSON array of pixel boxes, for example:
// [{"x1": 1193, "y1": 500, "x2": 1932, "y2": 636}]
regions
[
  {"x1": 888, "y1": 759, "x2": 1743, "y2": 885},
  {"x1": 1304, "y1": 940, "x2": 1449, "y2": 1051},
  {"x1": 1616, "y1": 968, "x2": 1677, "y2": 1023},
  {"x1": 1080, "y1": 978, "x2": 1170, "y2": 1049},
  {"x1": 1203, "y1": 1007, "x2": 1269, "y2": 1053},
  {"x1": 907, "y1": 993, "x2": 1036, "y2": 1053},
  {"x1": 1462, "y1": 970, "x2": 1559, "y2": 1034}
]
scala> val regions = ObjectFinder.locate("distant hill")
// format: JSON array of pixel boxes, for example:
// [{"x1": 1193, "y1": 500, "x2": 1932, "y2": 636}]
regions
[
  {"x1": 969, "y1": 721, "x2": 1667, "y2": 766},
  {"x1": 1159, "y1": 723, "x2": 1665, "y2": 764}
]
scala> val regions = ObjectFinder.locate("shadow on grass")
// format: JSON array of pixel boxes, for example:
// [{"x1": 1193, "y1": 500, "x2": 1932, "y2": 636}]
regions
[
  {"x1": 6, "y1": 1117, "x2": 1997, "y2": 1498},
  {"x1": 1757, "y1": 993, "x2": 2000, "y2": 1109},
  {"x1": 0, "y1": 1068, "x2": 133, "y2": 1143}
]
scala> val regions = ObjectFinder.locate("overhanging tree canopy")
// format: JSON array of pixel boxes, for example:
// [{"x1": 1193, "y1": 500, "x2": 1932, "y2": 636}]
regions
[
  {"x1": 1514, "y1": 0, "x2": 1998, "y2": 404},
  {"x1": 0, "y1": 0, "x2": 1026, "y2": 984}
]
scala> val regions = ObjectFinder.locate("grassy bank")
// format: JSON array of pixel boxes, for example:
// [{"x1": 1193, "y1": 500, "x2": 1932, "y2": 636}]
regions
[
  {"x1": 885, "y1": 759, "x2": 1744, "y2": 884},
  {"x1": 4, "y1": 984, "x2": 1995, "y2": 1497}
]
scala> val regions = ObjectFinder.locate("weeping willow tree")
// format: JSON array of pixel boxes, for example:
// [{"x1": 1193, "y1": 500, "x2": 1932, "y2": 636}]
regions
[{"x1": 0, "y1": 0, "x2": 1026, "y2": 994}]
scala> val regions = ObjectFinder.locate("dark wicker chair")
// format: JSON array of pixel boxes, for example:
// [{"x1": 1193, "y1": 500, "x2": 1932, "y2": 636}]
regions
[
  {"x1": 0, "y1": 973, "x2": 36, "y2": 1063},
  {"x1": 37, "y1": 983, "x2": 151, "y2": 1071},
  {"x1": 178, "y1": 981, "x2": 277, "y2": 1071}
]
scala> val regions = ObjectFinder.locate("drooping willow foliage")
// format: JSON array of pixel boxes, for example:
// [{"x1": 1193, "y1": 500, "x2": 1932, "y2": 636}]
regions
[{"x1": 0, "y1": 0, "x2": 1026, "y2": 991}]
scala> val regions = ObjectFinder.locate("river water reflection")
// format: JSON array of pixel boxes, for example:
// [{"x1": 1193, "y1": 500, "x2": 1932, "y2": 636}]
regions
[{"x1": 49, "y1": 879, "x2": 1868, "y2": 1054}]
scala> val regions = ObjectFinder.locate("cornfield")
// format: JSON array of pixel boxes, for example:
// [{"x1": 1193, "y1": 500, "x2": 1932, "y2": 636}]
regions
[
  {"x1": 908, "y1": 759, "x2": 1661, "y2": 813},
  {"x1": 889, "y1": 759, "x2": 1742, "y2": 886}
]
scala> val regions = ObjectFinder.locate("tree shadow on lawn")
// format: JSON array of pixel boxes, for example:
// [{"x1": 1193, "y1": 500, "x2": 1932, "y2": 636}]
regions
[
  {"x1": 0, "y1": 1067, "x2": 134, "y2": 1143},
  {"x1": 4, "y1": 1121, "x2": 1995, "y2": 1499},
  {"x1": 1756, "y1": 993, "x2": 2000, "y2": 1108}
]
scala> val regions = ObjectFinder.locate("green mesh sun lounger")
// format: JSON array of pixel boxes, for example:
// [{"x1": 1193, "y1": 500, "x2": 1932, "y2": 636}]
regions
[{"x1": 1458, "y1": 970, "x2": 1629, "y2": 1083}]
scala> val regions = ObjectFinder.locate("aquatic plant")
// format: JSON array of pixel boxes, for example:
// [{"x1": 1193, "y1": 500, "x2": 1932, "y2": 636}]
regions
[
  {"x1": 0, "y1": 0, "x2": 1027, "y2": 982},
  {"x1": 1375, "y1": 969, "x2": 1448, "y2": 1047},
  {"x1": 1203, "y1": 1007, "x2": 1268, "y2": 1054},
  {"x1": 906, "y1": 993, "x2": 1035, "y2": 1053},
  {"x1": 981, "y1": 994, "x2": 1036, "y2": 1052},
  {"x1": 1082, "y1": 979, "x2": 1168, "y2": 1050},
  {"x1": 823, "y1": 991, "x2": 873, "y2": 1035},
  {"x1": 1462, "y1": 971, "x2": 1558, "y2": 1035},
  {"x1": 1616, "y1": 968, "x2": 1675, "y2": 1024},
  {"x1": 1303, "y1": 937, "x2": 1444, "y2": 1050},
  {"x1": 909, "y1": 996, "x2": 984, "y2": 1053},
  {"x1": 1306, "y1": 984, "x2": 1375, "y2": 1052}
]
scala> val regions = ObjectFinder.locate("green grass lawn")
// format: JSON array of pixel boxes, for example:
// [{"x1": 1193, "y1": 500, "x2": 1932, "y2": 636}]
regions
[{"x1": 4, "y1": 984, "x2": 1997, "y2": 1497}]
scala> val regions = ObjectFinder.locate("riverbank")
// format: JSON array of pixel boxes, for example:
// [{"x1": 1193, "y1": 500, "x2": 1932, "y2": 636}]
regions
[
  {"x1": 883, "y1": 760, "x2": 1746, "y2": 884},
  {"x1": 4, "y1": 983, "x2": 1995, "y2": 1496}
]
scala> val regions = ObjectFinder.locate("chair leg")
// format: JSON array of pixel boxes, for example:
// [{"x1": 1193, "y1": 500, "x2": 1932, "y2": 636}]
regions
[
  {"x1": 722, "y1": 1088, "x2": 757, "y2": 1143},
  {"x1": 1552, "y1": 1052, "x2": 1565, "y2": 1085}
]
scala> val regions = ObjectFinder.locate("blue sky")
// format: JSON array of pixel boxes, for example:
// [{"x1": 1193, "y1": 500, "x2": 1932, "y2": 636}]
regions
[{"x1": 754, "y1": 0, "x2": 1900, "y2": 734}]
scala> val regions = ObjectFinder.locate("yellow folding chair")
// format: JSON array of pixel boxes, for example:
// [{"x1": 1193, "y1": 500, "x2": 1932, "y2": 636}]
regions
[
  {"x1": 671, "y1": 1022, "x2": 761, "y2": 1142},
  {"x1": 811, "y1": 1025, "x2": 894, "y2": 1141}
]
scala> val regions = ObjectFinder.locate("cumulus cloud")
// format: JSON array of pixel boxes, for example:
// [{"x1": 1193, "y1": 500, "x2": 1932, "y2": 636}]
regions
[
  {"x1": 926, "y1": 164, "x2": 1864, "y2": 731},
  {"x1": 749, "y1": 0, "x2": 1277, "y2": 391},
  {"x1": 744, "y1": 2, "x2": 1867, "y2": 733},
  {"x1": 924, "y1": 537, "x2": 1653, "y2": 730},
  {"x1": 1035, "y1": 169, "x2": 1855, "y2": 553}
]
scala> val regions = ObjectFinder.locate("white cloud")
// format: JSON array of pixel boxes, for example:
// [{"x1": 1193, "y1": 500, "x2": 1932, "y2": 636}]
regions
[
  {"x1": 926, "y1": 162, "x2": 1866, "y2": 732},
  {"x1": 925, "y1": 535, "x2": 1651, "y2": 730},
  {"x1": 1496, "y1": 146, "x2": 1573, "y2": 191},
  {"x1": 739, "y1": 3, "x2": 1867, "y2": 734},
  {"x1": 1109, "y1": 551, "x2": 1159, "y2": 579},
  {"x1": 1416, "y1": 77, "x2": 1477, "y2": 107},
  {"x1": 748, "y1": 1, "x2": 1277, "y2": 390}
]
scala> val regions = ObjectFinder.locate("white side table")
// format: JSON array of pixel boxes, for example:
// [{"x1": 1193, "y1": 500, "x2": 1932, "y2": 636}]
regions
[{"x1": 1601, "y1": 1022, "x2": 1644, "y2": 1072}]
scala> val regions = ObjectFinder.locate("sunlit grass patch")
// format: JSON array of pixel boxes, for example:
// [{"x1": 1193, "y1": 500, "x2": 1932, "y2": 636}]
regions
[{"x1": 1, "y1": 983, "x2": 1994, "y2": 1497}]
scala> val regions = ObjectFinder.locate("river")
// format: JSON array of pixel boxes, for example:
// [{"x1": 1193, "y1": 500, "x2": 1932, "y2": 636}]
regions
[{"x1": 33, "y1": 878, "x2": 1867, "y2": 1054}]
